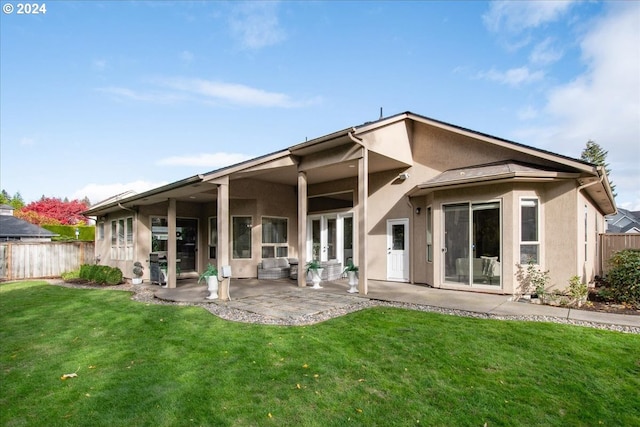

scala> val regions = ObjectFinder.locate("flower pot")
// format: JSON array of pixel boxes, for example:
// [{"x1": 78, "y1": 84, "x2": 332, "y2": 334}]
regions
[
  {"x1": 132, "y1": 277, "x2": 143, "y2": 285},
  {"x1": 206, "y1": 276, "x2": 219, "y2": 300},
  {"x1": 347, "y1": 271, "x2": 358, "y2": 293},
  {"x1": 310, "y1": 268, "x2": 323, "y2": 289}
]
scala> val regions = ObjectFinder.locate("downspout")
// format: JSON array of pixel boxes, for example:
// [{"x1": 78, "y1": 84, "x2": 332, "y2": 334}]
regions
[{"x1": 576, "y1": 167, "x2": 606, "y2": 277}]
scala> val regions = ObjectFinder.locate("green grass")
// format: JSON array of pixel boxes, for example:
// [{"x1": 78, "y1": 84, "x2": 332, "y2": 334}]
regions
[{"x1": 1, "y1": 281, "x2": 639, "y2": 427}]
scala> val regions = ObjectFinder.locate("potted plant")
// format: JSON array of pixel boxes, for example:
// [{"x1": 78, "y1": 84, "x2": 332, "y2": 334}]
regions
[
  {"x1": 306, "y1": 260, "x2": 324, "y2": 289},
  {"x1": 132, "y1": 262, "x2": 144, "y2": 285},
  {"x1": 199, "y1": 263, "x2": 219, "y2": 300},
  {"x1": 343, "y1": 263, "x2": 359, "y2": 293}
]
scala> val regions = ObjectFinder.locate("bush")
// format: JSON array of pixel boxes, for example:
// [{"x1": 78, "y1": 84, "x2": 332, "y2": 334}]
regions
[
  {"x1": 77, "y1": 264, "x2": 123, "y2": 286},
  {"x1": 606, "y1": 249, "x2": 640, "y2": 307}
]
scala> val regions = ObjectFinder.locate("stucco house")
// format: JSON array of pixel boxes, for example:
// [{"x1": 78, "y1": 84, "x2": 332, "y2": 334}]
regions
[{"x1": 83, "y1": 112, "x2": 616, "y2": 299}]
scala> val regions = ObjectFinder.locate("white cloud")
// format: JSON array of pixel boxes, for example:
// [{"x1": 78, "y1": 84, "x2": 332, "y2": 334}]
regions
[
  {"x1": 96, "y1": 86, "x2": 186, "y2": 104},
  {"x1": 511, "y1": 2, "x2": 640, "y2": 210},
  {"x1": 159, "y1": 78, "x2": 318, "y2": 108},
  {"x1": 477, "y1": 66, "x2": 544, "y2": 86},
  {"x1": 92, "y1": 59, "x2": 107, "y2": 71},
  {"x1": 229, "y1": 1, "x2": 286, "y2": 49},
  {"x1": 529, "y1": 37, "x2": 564, "y2": 66},
  {"x1": 98, "y1": 78, "x2": 320, "y2": 108},
  {"x1": 19, "y1": 137, "x2": 35, "y2": 146},
  {"x1": 483, "y1": 0, "x2": 576, "y2": 33},
  {"x1": 180, "y1": 50, "x2": 194, "y2": 63},
  {"x1": 157, "y1": 152, "x2": 253, "y2": 168},
  {"x1": 72, "y1": 180, "x2": 167, "y2": 206},
  {"x1": 517, "y1": 105, "x2": 539, "y2": 121}
]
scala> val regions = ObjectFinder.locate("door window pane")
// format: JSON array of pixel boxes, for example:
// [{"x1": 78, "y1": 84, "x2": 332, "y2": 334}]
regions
[
  {"x1": 233, "y1": 216, "x2": 252, "y2": 259},
  {"x1": 392, "y1": 224, "x2": 405, "y2": 250}
]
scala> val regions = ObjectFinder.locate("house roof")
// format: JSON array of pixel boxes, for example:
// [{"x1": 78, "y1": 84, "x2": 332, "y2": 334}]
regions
[
  {"x1": 0, "y1": 215, "x2": 58, "y2": 239},
  {"x1": 82, "y1": 111, "x2": 617, "y2": 216},
  {"x1": 411, "y1": 160, "x2": 580, "y2": 193},
  {"x1": 606, "y1": 208, "x2": 640, "y2": 233}
]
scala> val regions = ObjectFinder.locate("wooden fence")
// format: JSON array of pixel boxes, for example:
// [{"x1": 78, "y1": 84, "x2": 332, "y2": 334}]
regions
[
  {"x1": 0, "y1": 241, "x2": 95, "y2": 281},
  {"x1": 599, "y1": 233, "x2": 640, "y2": 274}
]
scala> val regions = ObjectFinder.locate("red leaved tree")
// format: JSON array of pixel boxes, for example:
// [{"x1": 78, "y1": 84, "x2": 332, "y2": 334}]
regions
[{"x1": 17, "y1": 197, "x2": 89, "y2": 225}]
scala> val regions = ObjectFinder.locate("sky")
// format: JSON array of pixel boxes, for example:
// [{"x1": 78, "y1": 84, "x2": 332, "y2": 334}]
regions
[{"x1": 1, "y1": 1, "x2": 639, "y2": 210}]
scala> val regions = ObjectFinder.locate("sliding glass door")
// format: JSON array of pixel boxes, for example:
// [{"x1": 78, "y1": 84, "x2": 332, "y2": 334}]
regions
[{"x1": 443, "y1": 202, "x2": 501, "y2": 287}]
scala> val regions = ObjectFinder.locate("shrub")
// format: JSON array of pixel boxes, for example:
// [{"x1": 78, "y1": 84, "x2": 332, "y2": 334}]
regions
[
  {"x1": 77, "y1": 264, "x2": 123, "y2": 286},
  {"x1": 567, "y1": 276, "x2": 588, "y2": 307},
  {"x1": 61, "y1": 269, "x2": 80, "y2": 281},
  {"x1": 606, "y1": 249, "x2": 640, "y2": 308}
]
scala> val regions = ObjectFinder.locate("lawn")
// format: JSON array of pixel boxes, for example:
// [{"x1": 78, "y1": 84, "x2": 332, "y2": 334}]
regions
[{"x1": 1, "y1": 281, "x2": 639, "y2": 427}]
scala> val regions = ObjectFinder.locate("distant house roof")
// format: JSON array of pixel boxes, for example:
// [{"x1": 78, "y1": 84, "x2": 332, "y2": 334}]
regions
[
  {"x1": 0, "y1": 205, "x2": 58, "y2": 240},
  {"x1": 607, "y1": 208, "x2": 640, "y2": 233}
]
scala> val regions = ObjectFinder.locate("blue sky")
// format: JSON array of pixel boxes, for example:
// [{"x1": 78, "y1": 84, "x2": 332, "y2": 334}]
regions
[{"x1": 1, "y1": 1, "x2": 638, "y2": 210}]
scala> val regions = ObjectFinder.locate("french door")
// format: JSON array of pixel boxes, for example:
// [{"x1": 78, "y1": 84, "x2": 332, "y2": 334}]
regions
[
  {"x1": 443, "y1": 202, "x2": 501, "y2": 287},
  {"x1": 308, "y1": 214, "x2": 352, "y2": 264}
]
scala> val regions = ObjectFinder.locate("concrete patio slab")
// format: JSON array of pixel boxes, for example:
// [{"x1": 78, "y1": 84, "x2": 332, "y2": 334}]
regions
[{"x1": 150, "y1": 278, "x2": 638, "y2": 329}]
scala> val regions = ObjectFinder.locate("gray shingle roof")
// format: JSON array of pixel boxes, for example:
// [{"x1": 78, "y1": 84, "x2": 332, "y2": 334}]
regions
[{"x1": 0, "y1": 215, "x2": 58, "y2": 238}]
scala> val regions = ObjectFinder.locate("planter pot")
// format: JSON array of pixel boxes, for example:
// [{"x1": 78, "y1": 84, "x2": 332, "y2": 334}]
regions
[
  {"x1": 347, "y1": 271, "x2": 358, "y2": 293},
  {"x1": 310, "y1": 268, "x2": 324, "y2": 289},
  {"x1": 132, "y1": 277, "x2": 143, "y2": 285},
  {"x1": 205, "y1": 276, "x2": 219, "y2": 300}
]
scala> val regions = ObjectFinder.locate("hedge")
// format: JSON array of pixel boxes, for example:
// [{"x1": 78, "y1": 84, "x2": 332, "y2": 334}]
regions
[{"x1": 43, "y1": 225, "x2": 95, "y2": 241}]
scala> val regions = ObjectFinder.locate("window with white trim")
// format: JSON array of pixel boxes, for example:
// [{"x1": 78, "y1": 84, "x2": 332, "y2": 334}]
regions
[
  {"x1": 262, "y1": 216, "x2": 288, "y2": 258},
  {"x1": 111, "y1": 217, "x2": 133, "y2": 260},
  {"x1": 520, "y1": 198, "x2": 539, "y2": 264},
  {"x1": 426, "y1": 206, "x2": 433, "y2": 262},
  {"x1": 209, "y1": 216, "x2": 217, "y2": 259},
  {"x1": 97, "y1": 222, "x2": 104, "y2": 240},
  {"x1": 233, "y1": 216, "x2": 252, "y2": 259}
]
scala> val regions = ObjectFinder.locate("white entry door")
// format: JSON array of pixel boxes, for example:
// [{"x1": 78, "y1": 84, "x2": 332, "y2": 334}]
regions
[{"x1": 387, "y1": 218, "x2": 409, "y2": 282}]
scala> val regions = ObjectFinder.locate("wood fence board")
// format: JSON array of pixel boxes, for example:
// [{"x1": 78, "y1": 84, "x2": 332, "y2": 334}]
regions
[{"x1": 0, "y1": 242, "x2": 95, "y2": 280}]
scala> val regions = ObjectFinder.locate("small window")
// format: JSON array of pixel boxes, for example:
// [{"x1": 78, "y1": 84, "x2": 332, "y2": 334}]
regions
[
  {"x1": 426, "y1": 206, "x2": 433, "y2": 262},
  {"x1": 520, "y1": 198, "x2": 539, "y2": 263},
  {"x1": 209, "y1": 216, "x2": 217, "y2": 259},
  {"x1": 233, "y1": 216, "x2": 252, "y2": 259},
  {"x1": 97, "y1": 222, "x2": 104, "y2": 240},
  {"x1": 262, "y1": 217, "x2": 288, "y2": 258}
]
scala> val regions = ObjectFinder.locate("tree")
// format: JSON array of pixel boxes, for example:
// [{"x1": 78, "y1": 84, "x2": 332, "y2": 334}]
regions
[
  {"x1": 581, "y1": 140, "x2": 616, "y2": 198},
  {"x1": 17, "y1": 197, "x2": 89, "y2": 225},
  {"x1": 0, "y1": 190, "x2": 25, "y2": 210}
]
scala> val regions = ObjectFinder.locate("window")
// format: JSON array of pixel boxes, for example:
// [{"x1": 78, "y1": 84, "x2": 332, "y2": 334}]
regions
[
  {"x1": 111, "y1": 217, "x2": 133, "y2": 260},
  {"x1": 151, "y1": 217, "x2": 168, "y2": 252},
  {"x1": 520, "y1": 198, "x2": 539, "y2": 264},
  {"x1": 97, "y1": 222, "x2": 104, "y2": 240},
  {"x1": 209, "y1": 216, "x2": 217, "y2": 259},
  {"x1": 426, "y1": 206, "x2": 433, "y2": 262},
  {"x1": 584, "y1": 204, "x2": 588, "y2": 263},
  {"x1": 262, "y1": 217, "x2": 288, "y2": 258},
  {"x1": 233, "y1": 216, "x2": 252, "y2": 259}
]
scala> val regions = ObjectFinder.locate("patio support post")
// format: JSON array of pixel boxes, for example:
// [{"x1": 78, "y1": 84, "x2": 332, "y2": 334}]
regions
[
  {"x1": 217, "y1": 179, "x2": 230, "y2": 300},
  {"x1": 167, "y1": 198, "x2": 177, "y2": 289},
  {"x1": 357, "y1": 148, "x2": 368, "y2": 294},
  {"x1": 297, "y1": 171, "x2": 308, "y2": 287}
]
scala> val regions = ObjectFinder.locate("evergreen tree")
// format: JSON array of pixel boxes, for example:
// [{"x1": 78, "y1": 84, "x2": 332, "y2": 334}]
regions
[
  {"x1": 581, "y1": 140, "x2": 616, "y2": 197},
  {"x1": 10, "y1": 192, "x2": 25, "y2": 210}
]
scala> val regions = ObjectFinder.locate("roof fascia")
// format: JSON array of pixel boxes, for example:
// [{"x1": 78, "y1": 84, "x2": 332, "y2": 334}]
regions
[
  {"x1": 83, "y1": 174, "x2": 203, "y2": 215},
  {"x1": 198, "y1": 149, "x2": 292, "y2": 182},
  {"x1": 409, "y1": 171, "x2": 579, "y2": 196}
]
